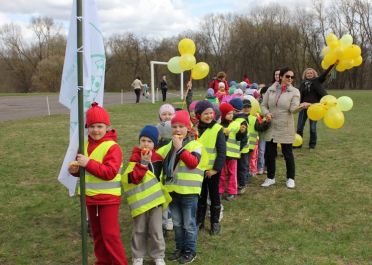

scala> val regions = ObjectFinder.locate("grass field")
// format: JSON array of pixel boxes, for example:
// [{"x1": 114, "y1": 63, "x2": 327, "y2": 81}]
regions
[{"x1": 0, "y1": 90, "x2": 371, "y2": 265}]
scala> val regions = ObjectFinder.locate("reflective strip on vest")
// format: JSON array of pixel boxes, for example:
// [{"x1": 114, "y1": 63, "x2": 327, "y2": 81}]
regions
[
  {"x1": 82, "y1": 140, "x2": 122, "y2": 196},
  {"x1": 129, "y1": 189, "x2": 165, "y2": 210},
  {"x1": 178, "y1": 165, "x2": 205, "y2": 176},
  {"x1": 125, "y1": 177, "x2": 159, "y2": 197},
  {"x1": 226, "y1": 133, "x2": 240, "y2": 158},
  {"x1": 248, "y1": 116, "x2": 259, "y2": 150}
]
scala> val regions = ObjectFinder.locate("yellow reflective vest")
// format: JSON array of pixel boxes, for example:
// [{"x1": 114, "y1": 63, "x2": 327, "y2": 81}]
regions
[
  {"x1": 122, "y1": 161, "x2": 172, "y2": 218},
  {"x1": 248, "y1": 115, "x2": 259, "y2": 150},
  {"x1": 226, "y1": 119, "x2": 242, "y2": 158},
  {"x1": 81, "y1": 140, "x2": 122, "y2": 196},
  {"x1": 157, "y1": 140, "x2": 207, "y2": 195},
  {"x1": 197, "y1": 123, "x2": 223, "y2": 170}
]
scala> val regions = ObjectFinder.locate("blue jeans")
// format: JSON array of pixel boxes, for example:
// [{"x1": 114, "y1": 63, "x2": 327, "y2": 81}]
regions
[
  {"x1": 170, "y1": 193, "x2": 198, "y2": 254},
  {"x1": 297, "y1": 109, "x2": 317, "y2": 148},
  {"x1": 258, "y1": 133, "x2": 266, "y2": 171}
]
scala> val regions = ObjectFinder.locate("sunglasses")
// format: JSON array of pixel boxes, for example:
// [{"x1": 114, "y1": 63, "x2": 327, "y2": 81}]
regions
[{"x1": 285, "y1": 75, "x2": 295, "y2": 79}]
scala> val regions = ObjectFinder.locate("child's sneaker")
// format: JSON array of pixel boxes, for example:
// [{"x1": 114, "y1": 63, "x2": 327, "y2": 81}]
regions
[
  {"x1": 132, "y1": 258, "x2": 143, "y2": 265},
  {"x1": 179, "y1": 251, "x2": 197, "y2": 264},
  {"x1": 237, "y1": 185, "x2": 246, "y2": 195},
  {"x1": 168, "y1": 249, "x2": 182, "y2": 261},
  {"x1": 225, "y1": 194, "x2": 236, "y2": 201},
  {"x1": 154, "y1": 258, "x2": 166, "y2": 265},
  {"x1": 286, "y1": 178, "x2": 295, "y2": 189},
  {"x1": 257, "y1": 169, "x2": 264, "y2": 175}
]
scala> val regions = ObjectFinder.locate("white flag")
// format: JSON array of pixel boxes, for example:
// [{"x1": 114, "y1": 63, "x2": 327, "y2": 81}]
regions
[{"x1": 58, "y1": 0, "x2": 106, "y2": 196}]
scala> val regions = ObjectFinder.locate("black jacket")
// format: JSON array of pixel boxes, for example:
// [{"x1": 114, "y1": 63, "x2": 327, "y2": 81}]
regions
[{"x1": 299, "y1": 65, "x2": 334, "y2": 103}]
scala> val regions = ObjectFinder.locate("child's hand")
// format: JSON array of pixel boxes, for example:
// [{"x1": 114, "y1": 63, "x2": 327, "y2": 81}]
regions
[
  {"x1": 266, "y1": 113, "x2": 273, "y2": 122},
  {"x1": 172, "y1": 135, "x2": 183, "y2": 151},
  {"x1": 76, "y1": 154, "x2": 90, "y2": 167},
  {"x1": 223, "y1": 128, "x2": 230, "y2": 135},
  {"x1": 205, "y1": 169, "x2": 217, "y2": 178},
  {"x1": 68, "y1": 161, "x2": 79, "y2": 174}
]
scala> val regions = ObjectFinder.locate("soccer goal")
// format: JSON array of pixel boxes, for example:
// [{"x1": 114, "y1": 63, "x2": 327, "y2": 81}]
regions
[{"x1": 150, "y1": 61, "x2": 184, "y2": 104}]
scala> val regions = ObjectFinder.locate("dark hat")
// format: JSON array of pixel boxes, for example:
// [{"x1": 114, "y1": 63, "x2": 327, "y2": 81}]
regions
[
  {"x1": 229, "y1": 98, "x2": 243, "y2": 111},
  {"x1": 86, "y1": 102, "x2": 110, "y2": 127},
  {"x1": 242, "y1": 99, "x2": 252, "y2": 108},
  {"x1": 195, "y1": 100, "x2": 214, "y2": 115},
  {"x1": 139, "y1": 125, "x2": 159, "y2": 146}
]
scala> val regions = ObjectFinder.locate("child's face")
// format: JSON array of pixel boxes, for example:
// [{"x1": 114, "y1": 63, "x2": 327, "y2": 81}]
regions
[
  {"x1": 160, "y1": 111, "x2": 174, "y2": 122},
  {"x1": 139, "y1": 136, "x2": 154, "y2": 150},
  {"x1": 171, "y1": 123, "x2": 188, "y2": 138},
  {"x1": 88, "y1": 123, "x2": 108, "y2": 141},
  {"x1": 219, "y1": 87, "x2": 225, "y2": 93},
  {"x1": 225, "y1": 111, "x2": 234, "y2": 121},
  {"x1": 243, "y1": 107, "x2": 251, "y2": 115},
  {"x1": 200, "y1": 108, "x2": 214, "y2": 124}
]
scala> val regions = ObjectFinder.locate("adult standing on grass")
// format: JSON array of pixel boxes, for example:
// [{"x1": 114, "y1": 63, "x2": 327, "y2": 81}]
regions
[
  {"x1": 260, "y1": 67, "x2": 309, "y2": 189},
  {"x1": 132, "y1": 76, "x2": 144, "y2": 104},
  {"x1": 296, "y1": 65, "x2": 334, "y2": 149},
  {"x1": 68, "y1": 102, "x2": 128, "y2": 265},
  {"x1": 160, "y1": 75, "x2": 168, "y2": 102}
]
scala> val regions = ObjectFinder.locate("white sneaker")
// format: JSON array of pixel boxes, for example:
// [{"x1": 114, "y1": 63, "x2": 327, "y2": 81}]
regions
[
  {"x1": 133, "y1": 258, "x2": 143, "y2": 265},
  {"x1": 165, "y1": 218, "x2": 173, "y2": 231},
  {"x1": 286, "y1": 179, "x2": 295, "y2": 189},
  {"x1": 261, "y1": 178, "x2": 276, "y2": 187},
  {"x1": 154, "y1": 258, "x2": 166, "y2": 265}
]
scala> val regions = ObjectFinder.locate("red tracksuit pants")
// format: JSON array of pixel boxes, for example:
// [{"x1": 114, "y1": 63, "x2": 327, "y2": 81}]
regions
[
  {"x1": 87, "y1": 204, "x2": 128, "y2": 265},
  {"x1": 219, "y1": 158, "x2": 237, "y2": 195}
]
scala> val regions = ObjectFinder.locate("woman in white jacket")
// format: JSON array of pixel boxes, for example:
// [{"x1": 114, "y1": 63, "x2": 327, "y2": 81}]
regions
[{"x1": 260, "y1": 67, "x2": 309, "y2": 189}]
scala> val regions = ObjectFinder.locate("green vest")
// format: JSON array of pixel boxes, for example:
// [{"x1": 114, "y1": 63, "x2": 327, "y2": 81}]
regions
[
  {"x1": 82, "y1": 141, "x2": 122, "y2": 196},
  {"x1": 122, "y1": 162, "x2": 172, "y2": 217},
  {"x1": 248, "y1": 115, "x2": 259, "y2": 150},
  {"x1": 197, "y1": 123, "x2": 223, "y2": 170},
  {"x1": 157, "y1": 140, "x2": 206, "y2": 195},
  {"x1": 226, "y1": 120, "x2": 241, "y2": 158}
]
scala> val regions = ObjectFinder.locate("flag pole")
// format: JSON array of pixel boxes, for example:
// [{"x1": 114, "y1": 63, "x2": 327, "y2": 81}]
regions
[{"x1": 77, "y1": 0, "x2": 88, "y2": 264}]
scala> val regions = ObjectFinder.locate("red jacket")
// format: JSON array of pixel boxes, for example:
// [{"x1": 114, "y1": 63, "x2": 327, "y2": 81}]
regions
[
  {"x1": 209, "y1": 79, "x2": 229, "y2": 94},
  {"x1": 128, "y1": 147, "x2": 163, "y2": 184},
  {"x1": 85, "y1": 130, "x2": 123, "y2": 205}
]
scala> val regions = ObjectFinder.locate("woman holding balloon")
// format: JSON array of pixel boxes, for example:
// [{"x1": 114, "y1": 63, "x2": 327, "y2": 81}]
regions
[
  {"x1": 296, "y1": 64, "x2": 334, "y2": 149},
  {"x1": 260, "y1": 67, "x2": 309, "y2": 189}
]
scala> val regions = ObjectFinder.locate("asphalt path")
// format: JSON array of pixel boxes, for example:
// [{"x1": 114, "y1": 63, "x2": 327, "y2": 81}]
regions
[{"x1": 0, "y1": 91, "x2": 179, "y2": 122}]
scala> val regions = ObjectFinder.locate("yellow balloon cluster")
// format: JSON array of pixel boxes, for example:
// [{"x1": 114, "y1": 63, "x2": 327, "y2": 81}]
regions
[
  {"x1": 167, "y1": 38, "x2": 209, "y2": 80},
  {"x1": 307, "y1": 95, "x2": 353, "y2": 129},
  {"x1": 322, "y1": 33, "x2": 363, "y2": 72}
]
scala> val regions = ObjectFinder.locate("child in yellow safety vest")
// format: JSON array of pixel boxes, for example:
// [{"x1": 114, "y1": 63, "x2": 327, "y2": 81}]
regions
[
  {"x1": 220, "y1": 98, "x2": 247, "y2": 200},
  {"x1": 157, "y1": 110, "x2": 206, "y2": 264},
  {"x1": 68, "y1": 102, "x2": 128, "y2": 265},
  {"x1": 241, "y1": 98, "x2": 271, "y2": 183},
  {"x1": 122, "y1": 125, "x2": 171, "y2": 265}
]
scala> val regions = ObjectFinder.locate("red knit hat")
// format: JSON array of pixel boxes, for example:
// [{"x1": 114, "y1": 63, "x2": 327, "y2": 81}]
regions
[
  {"x1": 219, "y1": 103, "x2": 234, "y2": 119},
  {"x1": 85, "y1": 102, "x2": 110, "y2": 127},
  {"x1": 171, "y1": 110, "x2": 191, "y2": 129}
]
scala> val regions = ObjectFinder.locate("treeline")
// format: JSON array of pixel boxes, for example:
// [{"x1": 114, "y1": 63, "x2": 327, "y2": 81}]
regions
[{"x1": 0, "y1": 0, "x2": 371, "y2": 93}]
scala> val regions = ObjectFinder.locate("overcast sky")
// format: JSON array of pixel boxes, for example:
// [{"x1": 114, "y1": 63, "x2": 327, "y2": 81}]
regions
[{"x1": 0, "y1": 0, "x2": 314, "y2": 40}]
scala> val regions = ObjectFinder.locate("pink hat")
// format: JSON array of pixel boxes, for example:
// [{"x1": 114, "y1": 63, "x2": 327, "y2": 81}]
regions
[{"x1": 159, "y1": 103, "x2": 175, "y2": 115}]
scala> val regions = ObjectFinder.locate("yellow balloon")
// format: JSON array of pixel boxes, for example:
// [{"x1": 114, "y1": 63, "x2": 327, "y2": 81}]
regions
[
  {"x1": 178, "y1": 38, "x2": 196, "y2": 55},
  {"x1": 320, "y1": 95, "x2": 338, "y2": 109},
  {"x1": 179, "y1": 54, "x2": 196, "y2": 71},
  {"x1": 336, "y1": 64, "x2": 346, "y2": 72},
  {"x1": 340, "y1": 34, "x2": 353, "y2": 47},
  {"x1": 307, "y1": 103, "x2": 326, "y2": 121},
  {"x1": 323, "y1": 107, "x2": 345, "y2": 129},
  {"x1": 321, "y1": 60, "x2": 331, "y2": 70},
  {"x1": 329, "y1": 40, "x2": 340, "y2": 49},
  {"x1": 323, "y1": 51, "x2": 338, "y2": 65},
  {"x1": 191, "y1": 62, "x2": 209, "y2": 80},
  {"x1": 244, "y1": 95, "x2": 261, "y2": 115},
  {"x1": 293, "y1": 133, "x2": 303, "y2": 147},
  {"x1": 326, "y1": 33, "x2": 338, "y2": 46},
  {"x1": 352, "y1": 56, "x2": 363, "y2": 67}
]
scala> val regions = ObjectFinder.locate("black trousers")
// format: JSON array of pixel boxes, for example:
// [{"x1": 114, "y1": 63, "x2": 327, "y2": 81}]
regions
[
  {"x1": 161, "y1": 89, "x2": 167, "y2": 102},
  {"x1": 265, "y1": 140, "x2": 295, "y2": 180},
  {"x1": 134, "y1": 89, "x2": 141, "y2": 103},
  {"x1": 237, "y1": 152, "x2": 249, "y2": 187},
  {"x1": 198, "y1": 172, "x2": 221, "y2": 208}
]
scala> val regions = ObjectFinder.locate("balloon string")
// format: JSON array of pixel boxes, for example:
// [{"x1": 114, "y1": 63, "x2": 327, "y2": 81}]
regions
[{"x1": 182, "y1": 74, "x2": 193, "y2": 110}]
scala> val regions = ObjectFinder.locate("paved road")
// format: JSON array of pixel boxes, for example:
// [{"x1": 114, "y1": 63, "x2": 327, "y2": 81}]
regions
[{"x1": 0, "y1": 92, "x2": 179, "y2": 122}]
